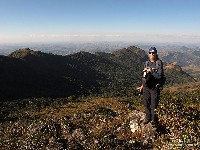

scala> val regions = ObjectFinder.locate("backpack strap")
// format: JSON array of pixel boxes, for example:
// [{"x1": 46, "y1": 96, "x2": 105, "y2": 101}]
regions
[
  {"x1": 145, "y1": 60, "x2": 150, "y2": 68},
  {"x1": 155, "y1": 59, "x2": 164, "y2": 76},
  {"x1": 155, "y1": 59, "x2": 165, "y2": 88},
  {"x1": 155, "y1": 59, "x2": 161, "y2": 68}
]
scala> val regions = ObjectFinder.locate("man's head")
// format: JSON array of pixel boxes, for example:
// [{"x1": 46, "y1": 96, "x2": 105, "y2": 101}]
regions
[
  {"x1": 148, "y1": 47, "x2": 157, "y2": 61},
  {"x1": 149, "y1": 47, "x2": 157, "y2": 54}
]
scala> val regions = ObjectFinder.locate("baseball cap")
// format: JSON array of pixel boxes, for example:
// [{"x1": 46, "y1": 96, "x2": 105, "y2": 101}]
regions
[{"x1": 149, "y1": 47, "x2": 157, "y2": 53}]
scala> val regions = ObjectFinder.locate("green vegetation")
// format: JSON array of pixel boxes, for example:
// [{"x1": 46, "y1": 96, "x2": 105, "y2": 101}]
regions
[
  {"x1": 1, "y1": 82, "x2": 199, "y2": 149},
  {"x1": 0, "y1": 47, "x2": 199, "y2": 149},
  {"x1": 0, "y1": 46, "x2": 196, "y2": 100},
  {"x1": 156, "y1": 83, "x2": 200, "y2": 149}
]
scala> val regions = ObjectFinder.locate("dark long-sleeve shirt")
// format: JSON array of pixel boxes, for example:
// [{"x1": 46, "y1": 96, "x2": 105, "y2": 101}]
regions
[{"x1": 144, "y1": 59, "x2": 163, "y2": 80}]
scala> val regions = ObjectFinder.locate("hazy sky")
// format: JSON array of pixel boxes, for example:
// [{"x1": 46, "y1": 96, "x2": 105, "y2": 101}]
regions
[{"x1": 0, "y1": 0, "x2": 200, "y2": 43}]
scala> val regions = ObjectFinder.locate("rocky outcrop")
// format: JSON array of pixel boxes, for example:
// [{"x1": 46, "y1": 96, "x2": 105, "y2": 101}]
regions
[{"x1": 129, "y1": 110, "x2": 156, "y2": 145}]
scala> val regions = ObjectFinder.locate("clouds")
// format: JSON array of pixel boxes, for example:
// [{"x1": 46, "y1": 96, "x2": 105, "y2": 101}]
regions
[{"x1": 1, "y1": 32, "x2": 199, "y2": 44}]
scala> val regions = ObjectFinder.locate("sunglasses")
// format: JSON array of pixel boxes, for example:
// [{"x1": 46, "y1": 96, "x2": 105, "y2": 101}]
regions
[{"x1": 149, "y1": 52, "x2": 156, "y2": 55}]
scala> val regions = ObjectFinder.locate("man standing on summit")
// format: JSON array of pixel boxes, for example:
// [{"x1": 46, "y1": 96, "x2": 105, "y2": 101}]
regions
[{"x1": 137, "y1": 47, "x2": 164, "y2": 125}]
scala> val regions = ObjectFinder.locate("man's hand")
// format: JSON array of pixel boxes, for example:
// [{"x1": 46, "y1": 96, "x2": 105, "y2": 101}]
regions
[
  {"x1": 136, "y1": 85, "x2": 143, "y2": 93},
  {"x1": 143, "y1": 67, "x2": 152, "y2": 73}
]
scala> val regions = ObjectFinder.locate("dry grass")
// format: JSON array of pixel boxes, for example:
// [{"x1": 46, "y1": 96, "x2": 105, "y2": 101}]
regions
[
  {"x1": 164, "y1": 64, "x2": 182, "y2": 71},
  {"x1": 1, "y1": 83, "x2": 199, "y2": 149},
  {"x1": 164, "y1": 81, "x2": 200, "y2": 93},
  {"x1": 182, "y1": 66, "x2": 200, "y2": 81},
  {"x1": 29, "y1": 98, "x2": 129, "y2": 119}
]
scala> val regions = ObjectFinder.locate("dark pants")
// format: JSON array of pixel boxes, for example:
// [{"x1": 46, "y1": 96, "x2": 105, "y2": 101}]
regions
[{"x1": 143, "y1": 87, "x2": 160, "y2": 122}]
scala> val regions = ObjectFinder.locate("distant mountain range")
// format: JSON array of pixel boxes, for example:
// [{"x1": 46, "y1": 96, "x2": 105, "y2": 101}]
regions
[
  {"x1": 0, "y1": 46, "x2": 196, "y2": 100},
  {"x1": 160, "y1": 50, "x2": 200, "y2": 67},
  {"x1": 159, "y1": 50, "x2": 200, "y2": 80}
]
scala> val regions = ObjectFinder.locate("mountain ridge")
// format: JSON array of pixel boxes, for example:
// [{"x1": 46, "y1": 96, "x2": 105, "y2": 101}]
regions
[{"x1": 0, "y1": 46, "x2": 196, "y2": 100}]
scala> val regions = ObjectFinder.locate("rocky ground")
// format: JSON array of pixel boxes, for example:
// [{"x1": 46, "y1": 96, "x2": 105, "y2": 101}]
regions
[{"x1": 0, "y1": 82, "x2": 199, "y2": 149}]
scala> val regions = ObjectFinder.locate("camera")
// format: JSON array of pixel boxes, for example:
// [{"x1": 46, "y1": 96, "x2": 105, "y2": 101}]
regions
[
  {"x1": 142, "y1": 68, "x2": 152, "y2": 79},
  {"x1": 142, "y1": 70, "x2": 148, "y2": 78}
]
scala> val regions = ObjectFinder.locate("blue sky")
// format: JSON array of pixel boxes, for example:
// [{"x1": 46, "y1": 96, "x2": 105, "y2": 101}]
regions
[{"x1": 0, "y1": 0, "x2": 200, "y2": 43}]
